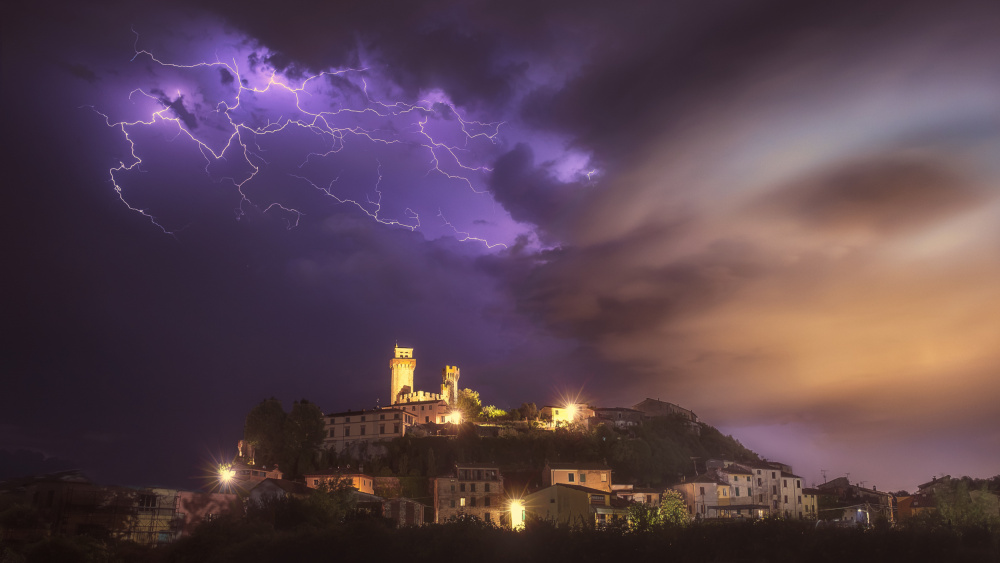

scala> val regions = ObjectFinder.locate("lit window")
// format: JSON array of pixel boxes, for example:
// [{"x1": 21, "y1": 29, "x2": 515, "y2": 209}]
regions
[
  {"x1": 460, "y1": 498, "x2": 466, "y2": 507},
  {"x1": 601, "y1": 473, "x2": 607, "y2": 482}
]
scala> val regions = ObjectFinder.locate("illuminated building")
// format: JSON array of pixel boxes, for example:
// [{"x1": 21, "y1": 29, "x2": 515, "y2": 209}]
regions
[
  {"x1": 543, "y1": 461, "x2": 612, "y2": 493},
  {"x1": 671, "y1": 475, "x2": 727, "y2": 519},
  {"x1": 390, "y1": 345, "x2": 462, "y2": 422},
  {"x1": 746, "y1": 461, "x2": 805, "y2": 519},
  {"x1": 522, "y1": 484, "x2": 629, "y2": 527},
  {"x1": 539, "y1": 404, "x2": 595, "y2": 426},
  {"x1": 302, "y1": 470, "x2": 375, "y2": 494},
  {"x1": 432, "y1": 464, "x2": 504, "y2": 524},
  {"x1": 323, "y1": 407, "x2": 417, "y2": 454}
]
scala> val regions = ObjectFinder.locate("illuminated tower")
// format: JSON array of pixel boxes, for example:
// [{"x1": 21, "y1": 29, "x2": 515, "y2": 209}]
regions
[
  {"x1": 441, "y1": 365, "x2": 460, "y2": 408},
  {"x1": 390, "y1": 345, "x2": 415, "y2": 404}
]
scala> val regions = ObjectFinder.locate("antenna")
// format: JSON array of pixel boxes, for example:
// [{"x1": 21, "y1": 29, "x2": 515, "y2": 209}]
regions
[{"x1": 821, "y1": 469, "x2": 827, "y2": 483}]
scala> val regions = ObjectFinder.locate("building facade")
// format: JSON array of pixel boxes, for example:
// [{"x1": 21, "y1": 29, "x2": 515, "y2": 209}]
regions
[
  {"x1": 543, "y1": 462, "x2": 612, "y2": 493},
  {"x1": 323, "y1": 407, "x2": 417, "y2": 453},
  {"x1": 433, "y1": 464, "x2": 504, "y2": 524},
  {"x1": 302, "y1": 470, "x2": 375, "y2": 494}
]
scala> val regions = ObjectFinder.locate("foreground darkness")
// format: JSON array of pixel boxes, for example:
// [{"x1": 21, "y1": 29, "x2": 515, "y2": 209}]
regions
[{"x1": 6, "y1": 518, "x2": 999, "y2": 563}]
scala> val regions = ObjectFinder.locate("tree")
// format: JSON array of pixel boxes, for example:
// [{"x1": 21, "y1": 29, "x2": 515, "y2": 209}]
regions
[
  {"x1": 658, "y1": 490, "x2": 689, "y2": 526},
  {"x1": 517, "y1": 402, "x2": 538, "y2": 421},
  {"x1": 482, "y1": 405, "x2": 506, "y2": 420},
  {"x1": 627, "y1": 502, "x2": 661, "y2": 533},
  {"x1": 244, "y1": 398, "x2": 287, "y2": 468},
  {"x1": 285, "y1": 399, "x2": 326, "y2": 476},
  {"x1": 456, "y1": 388, "x2": 482, "y2": 421}
]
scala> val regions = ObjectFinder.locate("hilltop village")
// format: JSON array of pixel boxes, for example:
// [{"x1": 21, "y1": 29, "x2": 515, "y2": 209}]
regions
[
  {"x1": 2, "y1": 346, "x2": 996, "y2": 549},
  {"x1": 224, "y1": 346, "x2": 896, "y2": 527}
]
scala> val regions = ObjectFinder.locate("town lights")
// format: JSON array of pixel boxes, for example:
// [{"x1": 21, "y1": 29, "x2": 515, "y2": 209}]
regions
[
  {"x1": 510, "y1": 499, "x2": 525, "y2": 530},
  {"x1": 449, "y1": 410, "x2": 463, "y2": 424}
]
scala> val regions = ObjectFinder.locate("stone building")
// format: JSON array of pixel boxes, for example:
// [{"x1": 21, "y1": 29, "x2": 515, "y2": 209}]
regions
[{"x1": 433, "y1": 463, "x2": 504, "y2": 524}]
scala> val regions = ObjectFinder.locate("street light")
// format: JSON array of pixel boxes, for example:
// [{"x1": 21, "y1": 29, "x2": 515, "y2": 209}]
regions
[
  {"x1": 218, "y1": 463, "x2": 236, "y2": 491},
  {"x1": 510, "y1": 499, "x2": 525, "y2": 530}
]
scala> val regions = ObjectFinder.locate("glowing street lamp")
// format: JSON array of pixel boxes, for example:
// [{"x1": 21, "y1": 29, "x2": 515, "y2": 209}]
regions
[
  {"x1": 449, "y1": 410, "x2": 463, "y2": 424},
  {"x1": 218, "y1": 463, "x2": 236, "y2": 491},
  {"x1": 510, "y1": 499, "x2": 525, "y2": 530},
  {"x1": 565, "y1": 403, "x2": 578, "y2": 422}
]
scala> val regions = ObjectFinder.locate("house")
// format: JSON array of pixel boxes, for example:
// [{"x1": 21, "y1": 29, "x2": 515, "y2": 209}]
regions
[
  {"x1": 302, "y1": 470, "x2": 375, "y2": 494},
  {"x1": 671, "y1": 475, "x2": 727, "y2": 519},
  {"x1": 802, "y1": 488, "x2": 819, "y2": 520},
  {"x1": 522, "y1": 483, "x2": 629, "y2": 527},
  {"x1": 612, "y1": 484, "x2": 663, "y2": 505},
  {"x1": 631, "y1": 398, "x2": 698, "y2": 422},
  {"x1": 248, "y1": 478, "x2": 313, "y2": 503},
  {"x1": 433, "y1": 464, "x2": 504, "y2": 524},
  {"x1": 543, "y1": 461, "x2": 612, "y2": 493},
  {"x1": 816, "y1": 477, "x2": 895, "y2": 522},
  {"x1": 384, "y1": 497, "x2": 427, "y2": 526},
  {"x1": 323, "y1": 407, "x2": 417, "y2": 454},
  {"x1": 540, "y1": 404, "x2": 595, "y2": 426},
  {"x1": 593, "y1": 407, "x2": 643, "y2": 428},
  {"x1": 746, "y1": 461, "x2": 806, "y2": 518}
]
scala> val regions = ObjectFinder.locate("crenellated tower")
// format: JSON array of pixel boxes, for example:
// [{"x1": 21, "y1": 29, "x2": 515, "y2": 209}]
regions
[
  {"x1": 390, "y1": 345, "x2": 415, "y2": 404},
  {"x1": 441, "y1": 365, "x2": 460, "y2": 408}
]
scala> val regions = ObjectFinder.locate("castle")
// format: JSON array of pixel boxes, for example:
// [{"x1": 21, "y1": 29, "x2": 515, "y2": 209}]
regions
[
  {"x1": 383, "y1": 345, "x2": 463, "y2": 426},
  {"x1": 390, "y1": 345, "x2": 460, "y2": 411}
]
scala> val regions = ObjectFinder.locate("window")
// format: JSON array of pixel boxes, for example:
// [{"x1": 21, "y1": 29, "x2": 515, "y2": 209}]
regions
[
  {"x1": 796, "y1": 480, "x2": 801, "y2": 489},
  {"x1": 735, "y1": 487, "x2": 740, "y2": 497},
  {"x1": 450, "y1": 484, "x2": 455, "y2": 492},
  {"x1": 747, "y1": 476, "x2": 751, "y2": 482},
  {"x1": 772, "y1": 486, "x2": 777, "y2": 495},
  {"x1": 345, "y1": 417, "x2": 350, "y2": 423},
  {"x1": 460, "y1": 498, "x2": 466, "y2": 507},
  {"x1": 137, "y1": 494, "x2": 157, "y2": 508},
  {"x1": 797, "y1": 495, "x2": 802, "y2": 504},
  {"x1": 784, "y1": 495, "x2": 788, "y2": 504},
  {"x1": 757, "y1": 470, "x2": 761, "y2": 475},
  {"x1": 471, "y1": 483, "x2": 476, "y2": 492},
  {"x1": 601, "y1": 473, "x2": 607, "y2": 482},
  {"x1": 360, "y1": 425, "x2": 366, "y2": 435},
  {"x1": 757, "y1": 478, "x2": 762, "y2": 486},
  {"x1": 722, "y1": 489, "x2": 728, "y2": 497},
  {"x1": 484, "y1": 483, "x2": 490, "y2": 492},
  {"x1": 783, "y1": 479, "x2": 787, "y2": 488},
  {"x1": 485, "y1": 512, "x2": 491, "y2": 522},
  {"x1": 361, "y1": 416, "x2": 366, "y2": 421},
  {"x1": 700, "y1": 487, "x2": 705, "y2": 495},
  {"x1": 345, "y1": 427, "x2": 350, "y2": 437},
  {"x1": 425, "y1": 416, "x2": 429, "y2": 423},
  {"x1": 314, "y1": 480, "x2": 319, "y2": 486},
  {"x1": 380, "y1": 424, "x2": 385, "y2": 434},
  {"x1": 450, "y1": 500, "x2": 455, "y2": 508},
  {"x1": 380, "y1": 414, "x2": 385, "y2": 420},
  {"x1": 394, "y1": 414, "x2": 400, "y2": 420},
  {"x1": 568, "y1": 473, "x2": 574, "y2": 482},
  {"x1": 772, "y1": 472, "x2": 776, "y2": 479},
  {"x1": 580, "y1": 473, "x2": 587, "y2": 482},
  {"x1": 328, "y1": 429, "x2": 333, "y2": 438},
  {"x1": 470, "y1": 497, "x2": 476, "y2": 507},
  {"x1": 394, "y1": 424, "x2": 400, "y2": 433},
  {"x1": 460, "y1": 483, "x2": 466, "y2": 492},
  {"x1": 759, "y1": 494, "x2": 763, "y2": 502},
  {"x1": 485, "y1": 496, "x2": 491, "y2": 507}
]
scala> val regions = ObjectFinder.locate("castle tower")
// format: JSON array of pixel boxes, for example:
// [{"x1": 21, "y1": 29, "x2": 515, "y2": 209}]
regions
[
  {"x1": 441, "y1": 365, "x2": 460, "y2": 408},
  {"x1": 390, "y1": 345, "x2": 415, "y2": 404}
]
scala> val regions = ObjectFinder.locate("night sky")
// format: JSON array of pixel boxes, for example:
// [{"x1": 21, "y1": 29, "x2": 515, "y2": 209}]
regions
[{"x1": 4, "y1": 0, "x2": 998, "y2": 492}]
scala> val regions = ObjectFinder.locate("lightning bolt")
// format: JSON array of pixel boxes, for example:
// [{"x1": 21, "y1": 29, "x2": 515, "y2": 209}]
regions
[{"x1": 93, "y1": 28, "x2": 507, "y2": 248}]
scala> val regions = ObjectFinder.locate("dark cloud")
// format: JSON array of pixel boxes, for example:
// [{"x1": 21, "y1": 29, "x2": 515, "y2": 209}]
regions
[
  {"x1": 489, "y1": 143, "x2": 582, "y2": 235},
  {"x1": 757, "y1": 155, "x2": 986, "y2": 234}
]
